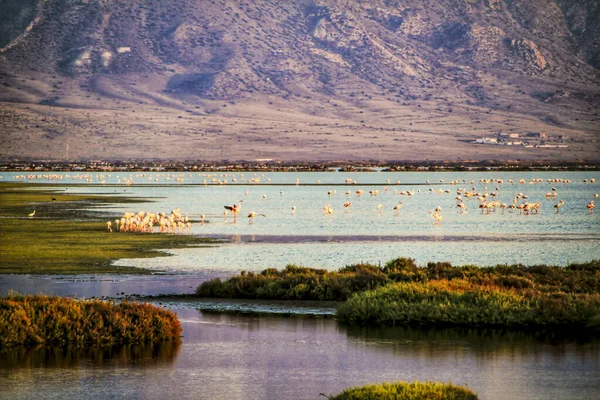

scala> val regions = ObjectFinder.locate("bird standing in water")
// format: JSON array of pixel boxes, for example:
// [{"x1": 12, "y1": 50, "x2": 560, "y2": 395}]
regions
[
  {"x1": 344, "y1": 201, "x2": 352, "y2": 213},
  {"x1": 224, "y1": 202, "x2": 242, "y2": 222},
  {"x1": 393, "y1": 201, "x2": 403, "y2": 216},
  {"x1": 554, "y1": 200, "x2": 565, "y2": 214},
  {"x1": 247, "y1": 211, "x2": 266, "y2": 224}
]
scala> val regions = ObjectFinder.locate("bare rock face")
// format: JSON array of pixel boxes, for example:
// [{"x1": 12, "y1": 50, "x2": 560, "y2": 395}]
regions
[
  {"x1": 469, "y1": 25, "x2": 507, "y2": 67},
  {"x1": 510, "y1": 38, "x2": 548, "y2": 73},
  {"x1": 485, "y1": 0, "x2": 502, "y2": 11}
]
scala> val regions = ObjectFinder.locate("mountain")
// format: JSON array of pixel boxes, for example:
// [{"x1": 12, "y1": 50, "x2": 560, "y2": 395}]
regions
[{"x1": 0, "y1": 0, "x2": 599, "y2": 162}]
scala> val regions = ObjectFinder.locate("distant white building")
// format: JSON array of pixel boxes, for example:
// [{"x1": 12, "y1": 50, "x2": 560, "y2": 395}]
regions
[
  {"x1": 499, "y1": 132, "x2": 520, "y2": 139},
  {"x1": 474, "y1": 137, "x2": 498, "y2": 144}
]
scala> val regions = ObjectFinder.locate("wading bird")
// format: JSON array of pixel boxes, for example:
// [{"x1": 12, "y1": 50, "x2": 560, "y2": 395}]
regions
[
  {"x1": 429, "y1": 209, "x2": 443, "y2": 225},
  {"x1": 393, "y1": 201, "x2": 403, "y2": 216},
  {"x1": 587, "y1": 200, "x2": 595, "y2": 213},
  {"x1": 248, "y1": 211, "x2": 266, "y2": 224},
  {"x1": 554, "y1": 200, "x2": 565, "y2": 214},
  {"x1": 28, "y1": 210, "x2": 36, "y2": 218},
  {"x1": 344, "y1": 201, "x2": 352, "y2": 213},
  {"x1": 224, "y1": 203, "x2": 241, "y2": 222}
]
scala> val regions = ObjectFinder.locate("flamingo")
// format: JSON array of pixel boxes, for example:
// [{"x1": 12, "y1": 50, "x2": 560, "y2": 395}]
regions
[
  {"x1": 248, "y1": 211, "x2": 266, "y2": 224},
  {"x1": 344, "y1": 201, "x2": 352, "y2": 213},
  {"x1": 587, "y1": 200, "x2": 595, "y2": 213},
  {"x1": 429, "y1": 210, "x2": 443, "y2": 225},
  {"x1": 224, "y1": 203, "x2": 241, "y2": 222},
  {"x1": 393, "y1": 201, "x2": 403, "y2": 216},
  {"x1": 554, "y1": 200, "x2": 565, "y2": 214}
]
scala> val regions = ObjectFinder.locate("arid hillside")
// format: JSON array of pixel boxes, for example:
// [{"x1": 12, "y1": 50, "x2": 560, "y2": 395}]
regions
[{"x1": 0, "y1": 0, "x2": 599, "y2": 162}]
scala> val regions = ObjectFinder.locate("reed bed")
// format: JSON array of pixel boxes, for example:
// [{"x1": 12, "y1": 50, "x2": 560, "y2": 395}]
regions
[
  {"x1": 335, "y1": 279, "x2": 600, "y2": 329},
  {"x1": 0, "y1": 293, "x2": 181, "y2": 347},
  {"x1": 196, "y1": 258, "x2": 600, "y2": 330},
  {"x1": 328, "y1": 381, "x2": 478, "y2": 400},
  {"x1": 196, "y1": 259, "x2": 600, "y2": 300},
  {"x1": 196, "y1": 263, "x2": 388, "y2": 301}
]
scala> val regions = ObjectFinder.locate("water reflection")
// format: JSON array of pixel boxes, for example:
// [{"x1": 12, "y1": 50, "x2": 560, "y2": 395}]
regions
[
  {"x1": 346, "y1": 325, "x2": 600, "y2": 349},
  {"x1": 343, "y1": 325, "x2": 600, "y2": 400},
  {"x1": 1, "y1": 309, "x2": 599, "y2": 399},
  {"x1": 0, "y1": 342, "x2": 181, "y2": 369}
]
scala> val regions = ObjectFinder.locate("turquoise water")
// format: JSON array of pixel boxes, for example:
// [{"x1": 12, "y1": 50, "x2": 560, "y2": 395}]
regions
[{"x1": 4, "y1": 171, "x2": 599, "y2": 270}]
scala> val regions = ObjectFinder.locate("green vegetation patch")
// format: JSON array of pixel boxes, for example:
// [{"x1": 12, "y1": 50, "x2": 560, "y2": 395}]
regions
[
  {"x1": 196, "y1": 263, "x2": 388, "y2": 301},
  {"x1": 197, "y1": 258, "x2": 600, "y2": 300},
  {"x1": 0, "y1": 183, "x2": 211, "y2": 274},
  {"x1": 196, "y1": 258, "x2": 600, "y2": 331},
  {"x1": 328, "y1": 381, "x2": 478, "y2": 400},
  {"x1": 0, "y1": 293, "x2": 182, "y2": 347},
  {"x1": 336, "y1": 279, "x2": 600, "y2": 329}
]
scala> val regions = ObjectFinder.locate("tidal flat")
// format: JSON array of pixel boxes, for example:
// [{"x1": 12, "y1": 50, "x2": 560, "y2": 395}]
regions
[{"x1": 0, "y1": 182, "x2": 214, "y2": 274}]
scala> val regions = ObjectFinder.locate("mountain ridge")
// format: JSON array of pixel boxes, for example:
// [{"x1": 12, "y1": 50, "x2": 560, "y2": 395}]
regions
[{"x1": 0, "y1": 0, "x2": 598, "y2": 161}]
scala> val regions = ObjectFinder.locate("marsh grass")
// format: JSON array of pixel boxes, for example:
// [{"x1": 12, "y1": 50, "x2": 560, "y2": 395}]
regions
[
  {"x1": 196, "y1": 263, "x2": 388, "y2": 300},
  {"x1": 0, "y1": 293, "x2": 182, "y2": 347},
  {"x1": 0, "y1": 182, "x2": 211, "y2": 274},
  {"x1": 336, "y1": 279, "x2": 600, "y2": 329},
  {"x1": 328, "y1": 381, "x2": 478, "y2": 400},
  {"x1": 196, "y1": 258, "x2": 600, "y2": 330}
]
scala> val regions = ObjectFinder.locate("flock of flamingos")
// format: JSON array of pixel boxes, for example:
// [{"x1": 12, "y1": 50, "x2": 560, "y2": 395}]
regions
[
  {"x1": 8, "y1": 173, "x2": 597, "y2": 233},
  {"x1": 104, "y1": 176, "x2": 596, "y2": 233}
]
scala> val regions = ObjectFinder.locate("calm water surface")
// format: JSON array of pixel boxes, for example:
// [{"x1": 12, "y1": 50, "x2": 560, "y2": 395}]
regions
[
  {"x1": 1, "y1": 307, "x2": 599, "y2": 400},
  {"x1": 4, "y1": 171, "x2": 599, "y2": 269},
  {"x1": 2, "y1": 171, "x2": 600, "y2": 399}
]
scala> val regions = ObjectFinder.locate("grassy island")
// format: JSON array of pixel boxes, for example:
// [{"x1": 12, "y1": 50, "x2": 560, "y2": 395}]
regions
[
  {"x1": 0, "y1": 293, "x2": 182, "y2": 347},
  {"x1": 0, "y1": 183, "x2": 212, "y2": 274},
  {"x1": 328, "y1": 381, "x2": 478, "y2": 400},
  {"x1": 196, "y1": 258, "x2": 600, "y2": 330}
]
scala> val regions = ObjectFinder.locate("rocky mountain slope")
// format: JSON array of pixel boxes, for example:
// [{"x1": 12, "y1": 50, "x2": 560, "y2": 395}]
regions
[{"x1": 0, "y1": 0, "x2": 598, "y2": 162}]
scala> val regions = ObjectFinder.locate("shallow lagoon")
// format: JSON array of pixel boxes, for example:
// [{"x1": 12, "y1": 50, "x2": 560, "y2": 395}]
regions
[{"x1": 8, "y1": 170, "x2": 596, "y2": 269}]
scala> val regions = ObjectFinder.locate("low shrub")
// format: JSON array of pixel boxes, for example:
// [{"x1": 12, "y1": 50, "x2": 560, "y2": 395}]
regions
[
  {"x1": 0, "y1": 293, "x2": 181, "y2": 347},
  {"x1": 195, "y1": 258, "x2": 600, "y2": 330},
  {"x1": 328, "y1": 380, "x2": 478, "y2": 400},
  {"x1": 196, "y1": 263, "x2": 391, "y2": 301},
  {"x1": 336, "y1": 279, "x2": 600, "y2": 329}
]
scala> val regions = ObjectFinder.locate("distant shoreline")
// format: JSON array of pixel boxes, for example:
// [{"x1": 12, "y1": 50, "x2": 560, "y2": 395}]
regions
[{"x1": 1, "y1": 160, "x2": 599, "y2": 172}]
